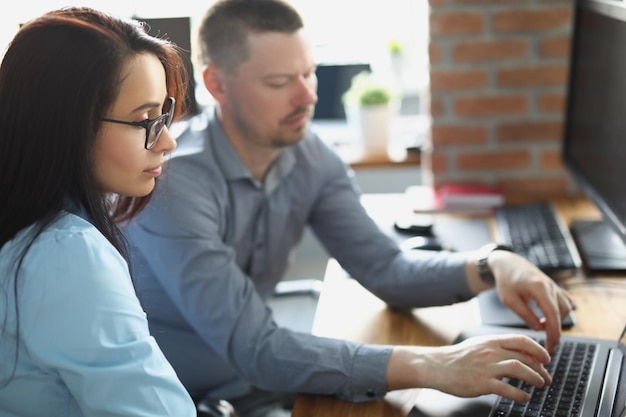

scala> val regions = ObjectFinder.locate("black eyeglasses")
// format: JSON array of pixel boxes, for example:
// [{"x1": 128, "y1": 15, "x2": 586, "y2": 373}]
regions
[{"x1": 102, "y1": 97, "x2": 175, "y2": 150}]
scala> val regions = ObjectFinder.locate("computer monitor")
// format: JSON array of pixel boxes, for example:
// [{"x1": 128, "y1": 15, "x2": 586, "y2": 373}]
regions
[
  {"x1": 136, "y1": 16, "x2": 200, "y2": 117},
  {"x1": 562, "y1": 0, "x2": 626, "y2": 270},
  {"x1": 313, "y1": 63, "x2": 371, "y2": 120}
]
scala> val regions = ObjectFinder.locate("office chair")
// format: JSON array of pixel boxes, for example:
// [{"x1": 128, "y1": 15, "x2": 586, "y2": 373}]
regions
[
  {"x1": 269, "y1": 278, "x2": 323, "y2": 333},
  {"x1": 197, "y1": 398, "x2": 238, "y2": 417}
]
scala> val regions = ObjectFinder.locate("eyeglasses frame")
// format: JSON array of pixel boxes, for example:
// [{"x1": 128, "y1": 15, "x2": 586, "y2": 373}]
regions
[{"x1": 101, "y1": 97, "x2": 175, "y2": 150}]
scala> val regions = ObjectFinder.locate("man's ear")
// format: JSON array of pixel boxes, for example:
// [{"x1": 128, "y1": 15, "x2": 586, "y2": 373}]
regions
[{"x1": 202, "y1": 63, "x2": 227, "y2": 104}]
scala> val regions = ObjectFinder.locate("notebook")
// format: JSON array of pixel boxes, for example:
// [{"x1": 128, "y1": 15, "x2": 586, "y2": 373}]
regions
[{"x1": 408, "y1": 323, "x2": 626, "y2": 417}]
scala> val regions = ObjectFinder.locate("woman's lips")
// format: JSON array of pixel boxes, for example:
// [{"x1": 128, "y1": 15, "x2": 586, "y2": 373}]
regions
[{"x1": 144, "y1": 165, "x2": 163, "y2": 177}]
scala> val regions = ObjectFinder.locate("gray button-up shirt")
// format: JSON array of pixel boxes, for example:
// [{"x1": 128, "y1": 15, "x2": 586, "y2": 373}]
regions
[{"x1": 124, "y1": 109, "x2": 471, "y2": 402}]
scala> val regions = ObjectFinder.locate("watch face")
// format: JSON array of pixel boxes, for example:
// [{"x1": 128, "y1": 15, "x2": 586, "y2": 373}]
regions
[
  {"x1": 477, "y1": 244, "x2": 498, "y2": 285},
  {"x1": 478, "y1": 262, "x2": 495, "y2": 285},
  {"x1": 477, "y1": 244, "x2": 515, "y2": 285}
]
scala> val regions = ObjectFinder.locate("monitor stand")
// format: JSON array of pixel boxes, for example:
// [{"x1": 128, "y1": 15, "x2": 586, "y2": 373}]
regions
[{"x1": 571, "y1": 219, "x2": 626, "y2": 272}]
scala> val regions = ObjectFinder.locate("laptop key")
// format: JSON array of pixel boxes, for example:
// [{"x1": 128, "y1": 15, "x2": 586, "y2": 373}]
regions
[{"x1": 490, "y1": 340, "x2": 594, "y2": 417}]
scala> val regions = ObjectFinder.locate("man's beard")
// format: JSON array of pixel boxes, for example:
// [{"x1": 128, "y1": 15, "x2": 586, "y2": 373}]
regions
[
  {"x1": 280, "y1": 105, "x2": 312, "y2": 126},
  {"x1": 233, "y1": 105, "x2": 313, "y2": 148},
  {"x1": 271, "y1": 106, "x2": 313, "y2": 146}
]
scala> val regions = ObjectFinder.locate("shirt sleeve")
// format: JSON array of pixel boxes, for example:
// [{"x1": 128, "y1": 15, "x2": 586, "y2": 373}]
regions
[
  {"x1": 125, "y1": 164, "x2": 392, "y2": 402},
  {"x1": 18, "y1": 220, "x2": 196, "y2": 417},
  {"x1": 295, "y1": 141, "x2": 473, "y2": 309}
]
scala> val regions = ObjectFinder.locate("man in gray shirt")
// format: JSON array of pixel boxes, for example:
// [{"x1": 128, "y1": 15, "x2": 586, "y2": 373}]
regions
[{"x1": 124, "y1": 0, "x2": 574, "y2": 415}]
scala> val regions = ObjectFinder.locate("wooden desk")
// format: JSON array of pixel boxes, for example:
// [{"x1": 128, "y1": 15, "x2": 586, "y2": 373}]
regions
[{"x1": 291, "y1": 195, "x2": 626, "y2": 417}]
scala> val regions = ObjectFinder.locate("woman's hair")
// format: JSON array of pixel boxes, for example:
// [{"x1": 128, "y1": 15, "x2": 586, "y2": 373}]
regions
[
  {"x1": 0, "y1": 7, "x2": 187, "y2": 253},
  {"x1": 0, "y1": 7, "x2": 187, "y2": 383},
  {"x1": 197, "y1": 0, "x2": 303, "y2": 74}
]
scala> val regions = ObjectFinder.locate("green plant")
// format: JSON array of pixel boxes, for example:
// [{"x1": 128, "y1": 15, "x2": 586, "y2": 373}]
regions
[
  {"x1": 342, "y1": 71, "x2": 392, "y2": 107},
  {"x1": 388, "y1": 39, "x2": 403, "y2": 55}
]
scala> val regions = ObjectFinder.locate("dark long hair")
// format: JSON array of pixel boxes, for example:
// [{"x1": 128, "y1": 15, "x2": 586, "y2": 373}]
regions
[{"x1": 0, "y1": 7, "x2": 187, "y2": 384}]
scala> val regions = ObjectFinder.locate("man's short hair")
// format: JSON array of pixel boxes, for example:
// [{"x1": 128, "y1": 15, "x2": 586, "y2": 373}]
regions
[{"x1": 198, "y1": 0, "x2": 304, "y2": 74}]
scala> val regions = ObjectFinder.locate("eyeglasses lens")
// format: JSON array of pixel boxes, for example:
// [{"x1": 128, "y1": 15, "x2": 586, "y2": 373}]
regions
[
  {"x1": 146, "y1": 99, "x2": 174, "y2": 150},
  {"x1": 147, "y1": 117, "x2": 166, "y2": 149}
]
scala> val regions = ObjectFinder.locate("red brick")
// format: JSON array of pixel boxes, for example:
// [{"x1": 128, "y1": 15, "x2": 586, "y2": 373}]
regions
[
  {"x1": 497, "y1": 65, "x2": 568, "y2": 87},
  {"x1": 434, "y1": 176, "x2": 499, "y2": 189},
  {"x1": 455, "y1": 94, "x2": 528, "y2": 116},
  {"x1": 427, "y1": 1, "x2": 575, "y2": 191},
  {"x1": 430, "y1": 11, "x2": 485, "y2": 36},
  {"x1": 539, "y1": 93, "x2": 567, "y2": 113},
  {"x1": 430, "y1": 98, "x2": 444, "y2": 117},
  {"x1": 493, "y1": 8, "x2": 572, "y2": 32},
  {"x1": 431, "y1": 124, "x2": 488, "y2": 145},
  {"x1": 426, "y1": 150, "x2": 448, "y2": 173},
  {"x1": 457, "y1": 149, "x2": 530, "y2": 170},
  {"x1": 540, "y1": 149, "x2": 565, "y2": 169},
  {"x1": 430, "y1": 69, "x2": 488, "y2": 91},
  {"x1": 453, "y1": 38, "x2": 529, "y2": 62},
  {"x1": 501, "y1": 177, "x2": 570, "y2": 198},
  {"x1": 497, "y1": 121, "x2": 563, "y2": 142},
  {"x1": 539, "y1": 36, "x2": 571, "y2": 58},
  {"x1": 429, "y1": 43, "x2": 443, "y2": 65}
]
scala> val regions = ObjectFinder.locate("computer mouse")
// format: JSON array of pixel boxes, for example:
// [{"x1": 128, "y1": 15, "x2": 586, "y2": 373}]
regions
[{"x1": 400, "y1": 236, "x2": 445, "y2": 251}]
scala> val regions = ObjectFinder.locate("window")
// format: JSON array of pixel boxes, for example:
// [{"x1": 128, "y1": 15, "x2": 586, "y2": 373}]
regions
[
  {"x1": 2, "y1": 1, "x2": 428, "y2": 111},
  {"x1": 293, "y1": 0, "x2": 429, "y2": 112}
]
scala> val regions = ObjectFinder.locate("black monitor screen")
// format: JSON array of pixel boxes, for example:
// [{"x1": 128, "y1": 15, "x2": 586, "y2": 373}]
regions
[
  {"x1": 136, "y1": 16, "x2": 199, "y2": 117},
  {"x1": 313, "y1": 63, "x2": 371, "y2": 120},
  {"x1": 563, "y1": 0, "x2": 626, "y2": 240}
]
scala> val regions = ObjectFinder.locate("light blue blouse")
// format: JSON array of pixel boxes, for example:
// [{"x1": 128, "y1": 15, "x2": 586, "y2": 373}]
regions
[{"x1": 0, "y1": 212, "x2": 195, "y2": 416}]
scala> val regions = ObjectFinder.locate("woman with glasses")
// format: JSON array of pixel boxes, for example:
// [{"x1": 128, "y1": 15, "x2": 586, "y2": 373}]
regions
[{"x1": 0, "y1": 7, "x2": 196, "y2": 416}]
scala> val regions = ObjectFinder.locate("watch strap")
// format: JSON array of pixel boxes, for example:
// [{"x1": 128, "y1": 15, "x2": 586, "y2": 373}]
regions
[{"x1": 476, "y1": 243, "x2": 515, "y2": 286}]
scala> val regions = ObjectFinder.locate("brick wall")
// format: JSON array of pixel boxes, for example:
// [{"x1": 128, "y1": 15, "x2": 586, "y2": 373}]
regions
[{"x1": 424, "y1": 0, "x2": 575, "y2": 201}]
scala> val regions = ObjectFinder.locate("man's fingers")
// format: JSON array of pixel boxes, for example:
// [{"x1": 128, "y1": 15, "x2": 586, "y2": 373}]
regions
[
  {"x1": 491, "y1": 378, "x2": 531, "y2": 403},
  {"x1": 489, "y1": 357, "x2": 551, "y2": 402},
  {"x1": 497, "y1": 334, "x2": 551, "y2": 364}
]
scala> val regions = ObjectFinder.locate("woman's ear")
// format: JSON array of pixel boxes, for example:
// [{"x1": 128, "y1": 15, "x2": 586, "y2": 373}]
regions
[{"x1": 202, "y1": 64, "x2": 226, "y2": 104}]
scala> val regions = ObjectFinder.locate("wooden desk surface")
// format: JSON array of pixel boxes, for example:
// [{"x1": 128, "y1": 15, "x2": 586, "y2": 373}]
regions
[{"x1": 291, "y1": 195, "x2": 626, "y2": 417}]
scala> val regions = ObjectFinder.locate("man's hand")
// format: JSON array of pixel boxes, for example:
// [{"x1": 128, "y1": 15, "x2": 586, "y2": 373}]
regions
[
  {"x1": 488, "y1": 250, "x2": 575, "y2": 353},
  {"x1": 387, "y1": 334, "x2": 552, "y2": 402}
]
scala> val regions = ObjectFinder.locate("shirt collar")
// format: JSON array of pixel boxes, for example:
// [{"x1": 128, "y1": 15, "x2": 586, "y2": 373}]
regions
[{"x1": 208, "y1": 110, "x2": 296, "y2": 195}]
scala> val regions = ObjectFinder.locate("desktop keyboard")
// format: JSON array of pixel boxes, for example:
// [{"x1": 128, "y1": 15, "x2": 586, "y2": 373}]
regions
[
  {"x1": 494, "y1": 202, "x2": 582, "y2": 277},
  {"x1": 491, "y1": 339, "x2": 595, "y2": 417}
]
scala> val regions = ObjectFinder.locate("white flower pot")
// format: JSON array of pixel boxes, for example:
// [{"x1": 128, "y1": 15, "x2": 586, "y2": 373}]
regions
[{"x1": 345, "y1": 104, "x2": 391, "y2": 150}]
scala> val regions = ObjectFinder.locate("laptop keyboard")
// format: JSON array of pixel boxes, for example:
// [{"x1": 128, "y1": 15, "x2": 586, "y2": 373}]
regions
[{"x1": 491, "y1": 340, "x2": 596, "y2": 417}]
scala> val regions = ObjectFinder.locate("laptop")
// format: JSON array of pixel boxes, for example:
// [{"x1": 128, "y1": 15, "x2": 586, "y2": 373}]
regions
[{"x1": 408, "y1": 323, "x2": 626, "y2": 417}]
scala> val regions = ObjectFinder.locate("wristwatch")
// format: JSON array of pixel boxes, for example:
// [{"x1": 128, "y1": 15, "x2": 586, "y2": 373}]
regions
[{"x1": 476, "y1": 243, "x2": 515, "y2": 286}]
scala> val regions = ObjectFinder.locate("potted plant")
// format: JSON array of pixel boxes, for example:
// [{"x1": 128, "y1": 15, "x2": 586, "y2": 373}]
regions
[{"x1": 342, "y1": 71, "x2": 393, "y2": 150}]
